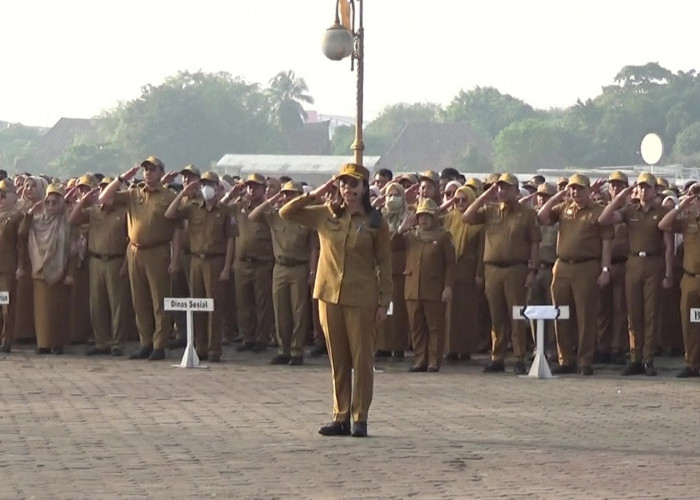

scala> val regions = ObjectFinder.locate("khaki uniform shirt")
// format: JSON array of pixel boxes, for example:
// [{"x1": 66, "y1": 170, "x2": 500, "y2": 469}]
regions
[
  {"x1": 279, "y1": 195, "x2": 393, "y2": 308},
  {"x1": 0, "y1": 208, "x2": 22, "y2": 272},
  {"x1": 261, "y1": 210, "x2": 318, "y2": 264},
  {"x1": 83, "y1": 205, "x2": 128, "y2": 256},
  {"x1": 177, "y1": 200, "x2": 237, "y2": 256},
  {"x1": 550, "y1": 201, "x2": 614, "y2": 259},
  {"x1": 402, "y1": 229, "x2": 455, "y2": 301},
  {"x1": 113, "y1": 186, "x2": 177, "y2": 247},
  {"x1": 620, "y1": 203, "x2": 668, "y2": 255},
  {"x1": 672, "y1": 215, "x2": 700, "y2": 274},
  {"x1": 231, "y1": 202, "x2": 274, "y2": 262},
  {"x1": 472, "y1": 202, "x2": 540, "y2": 264},
  {"x1": 539, "y1": 223, "x2": 558, "y2": 264}
]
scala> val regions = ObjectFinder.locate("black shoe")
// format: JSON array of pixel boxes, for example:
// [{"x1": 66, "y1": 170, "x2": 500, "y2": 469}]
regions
[
  {"x1": 52, "y1": 346, "x2": 63, "y2": 355},
  {"x1": 270, "y1": 354, "x2": 291, "y2": 365},
  {"x1": 427, "y1": 365, "x2": 440, "y2": 373},
  {"x1": 375, "y1": 350, "x2": 391, "y2": 358},
  {"x1": 129, "y1": 346, "x2": 153, "y2": 359},
  {"x1": 644, "y1": 362, "x2": 657, "y2": 376},
  {"x1": 611, "y1": 351, "x2": 628, "y2": 365},
  {"x1": 0, "y1": 343, "x2": 11, "y2": 353},
  {"x1": 393, "y1": 351, "x2": 405, "y2": 359},
  {"x1": 148, "y1": 348, "x2": 165, "y2": 361},
  {"x1": 621, "y1": 362, "x2": 645, "y2": 376},
  {"x1": 351, "y1": 422, "x2": 368, "y2": 438},
  {"x1": 408, "y1": 365, "x2": 427, "y2": 372},
  {"x1": 168, "y1": 336, "x2": 187, "y2": 349},
  {"x1": 551, "y1": 363, "x2": 577, "y2": 374},
  {"x1": 289, "y1": 356, "x2": 304, "y2": 366},
  {"x1": 198, "y1": 353, "x2": 209, "y2": 361},
  {"x1": 236, "y1": 341, "x2": 254, "y2": 352},
  {"x1": 36, "y1": 347, "x2": 51, "y2": 355},
  {"x1": 594, "y1": 350, "x2": 611, "y2": 364},
  {"x1": 579, "y1": 366, "x2": 594, "y2": 376},
  {"x1": 110, "y1": 346, "x2": 124, "y2": 356},
  {"x1": 676, "y1": 366, "x2": 700, "y2": 378},
  {"x1": 309, "y1": 345, "x2": 327, "y2": 357},
  {"x1": 513, "y1": 361, "x2": 527, "y2": 375},
  {"x1": 251, "y1": 342, "x2": 267, "y2": 353},
  {"x1": 460, "y1": 353, "x2": 472, "y2": 361},
  {"x1": 86, "y1": 347, "x2": 111, "y2": 356},
  {"x1": 482, "y1": 361, "x2": 505, "y2": 373},
  {"x1": 318, "y1": 421, "x2": 351, "y2": 436}
]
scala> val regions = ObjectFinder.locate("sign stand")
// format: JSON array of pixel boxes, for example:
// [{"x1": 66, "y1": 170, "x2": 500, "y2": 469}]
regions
[
  {"x1": 0, "y1": 291, "x2": 8, "y2": 305},
  {"x1": 164, "y1": 297, "x2": 214, "y2": 369},
  {"x1": 513, "y1": 305, "x2": 569, "y2": 379}
]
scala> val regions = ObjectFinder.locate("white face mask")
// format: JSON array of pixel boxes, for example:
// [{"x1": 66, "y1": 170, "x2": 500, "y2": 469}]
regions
[
  {"x1": 385, "y1": 195, "x2": 403, "y2": 211},
  {"x1": 201, "y1": 185, "x2": 216, "y2": 201}
]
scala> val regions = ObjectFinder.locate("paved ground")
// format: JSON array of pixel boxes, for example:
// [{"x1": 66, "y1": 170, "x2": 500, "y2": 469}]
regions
[{"x1": 1, "y1": 342, "x2": 698, "y2": 499}]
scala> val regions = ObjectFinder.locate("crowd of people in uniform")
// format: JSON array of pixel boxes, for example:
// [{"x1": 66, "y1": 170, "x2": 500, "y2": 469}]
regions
[{"x1": 1, "y1": 158, "x2": 700, "y2": 436}]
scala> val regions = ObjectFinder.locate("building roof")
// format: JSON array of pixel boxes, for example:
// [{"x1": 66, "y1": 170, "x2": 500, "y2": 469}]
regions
[
  {"x1": 376, "y1": 122, "x2": 493, "y2": 172},
  {"x1": 25, "y1": 117, "x2": 103, "y2": 170}
]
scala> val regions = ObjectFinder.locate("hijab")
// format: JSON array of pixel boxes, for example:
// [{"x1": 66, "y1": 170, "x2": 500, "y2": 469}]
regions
[
  {"x1": 382, "y1": 182, "x2": 409, "y2": 237},
  {"x1": 445, "y1": 186, "x2": 476, "y2": 259},
  {"x1": 27, "y1": 193, "x2": 70, "y2": 285}
]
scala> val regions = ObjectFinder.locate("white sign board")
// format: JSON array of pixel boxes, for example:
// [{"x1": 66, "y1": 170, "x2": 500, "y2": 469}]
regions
[
  {"x1": 690, "y1": 308, "x2": 700, "y2": 323},
  {"x1": 164, "y1": 297, "x2": 214, "y2": 312},
  {"x1": 0, "y1": 291, "x2": 9, "y2": 305}
]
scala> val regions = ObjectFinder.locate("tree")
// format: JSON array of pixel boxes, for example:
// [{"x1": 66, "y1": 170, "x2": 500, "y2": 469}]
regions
[
  {"x1": 363, "y1": 102, "x2": 442, "y2": 155},
  {"x1": 673, "y1": 122, "x2": 700, "y2": 163},
  {"x1": 50, "y1": 139, "x2": 126, "y2": 179},
  {"x1": 105, "y1": 71, "x2": 283, "y2": 169},
  {"x1": 443, "y1": 87, "x2": 535, "y2": 140},
  {"x1": 330, "y1": 124, "x2": 356, "y2": 155},
  {"x1": 494, "y1": 119, "x2": 567, "y2": 173},
  {"x1": 266, "y1": 70, "x2": 315, "y2": 140},
  {"x1": 0, "y1": 124, "x2": 41, "y2": 172}
]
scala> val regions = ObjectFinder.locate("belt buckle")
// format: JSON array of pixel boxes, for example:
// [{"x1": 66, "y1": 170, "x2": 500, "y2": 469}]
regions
[{"x1": 639, "y1": 251, "x2": 647, "y2": 257}]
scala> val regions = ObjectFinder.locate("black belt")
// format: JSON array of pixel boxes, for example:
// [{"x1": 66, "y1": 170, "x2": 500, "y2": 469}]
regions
[
  {"x1": 540, "y1": 262, "x2": 554, "y2": 269},
  {"x1": 629, "y1": 251, "x2": 662, "y2": 258},
  {"x1": 190, "y1": 253, "x2": 226, "y2": 260},
  {"x1": 276, "y1": 257, "x2": 309, "y2": 267},
  {"x1": 684, "y1": 269, "x2": 700, "y2": 278},
  {"x1": 89, "y1": 252, "x2": 124, "y2": 261},
  {"x1": 238, "y1": 257, "x2": 272, "y2": 264},
  {"x1": 611, "y1": 257, "x2": 628, "y2": 265},
  {"x1": 130, "y1": 241, "x2": 169, "y2": 250},
  {"x1": 485, "y1": 261, "x2": 528, "y2": 268},
  {"x1": 558, "y1": 257, "x2": 598, "y2": 264}
]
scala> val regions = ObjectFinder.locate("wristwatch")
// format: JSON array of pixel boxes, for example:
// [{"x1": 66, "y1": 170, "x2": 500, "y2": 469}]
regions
[{"x1": 602, "y1": 266, "x2": 610, "y2": 273}]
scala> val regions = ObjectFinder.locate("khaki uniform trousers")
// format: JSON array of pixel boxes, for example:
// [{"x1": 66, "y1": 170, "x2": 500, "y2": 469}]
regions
[
  {"x1": 445, "y1": 281, "x2": 478, "y2": 355},
  {"x1": 171, "y1": 255, "x2": 191, "y2": 338},
  {"x1": 679, "y1": 273, "x2": 700, "y2": 370},
  {"x1": 89, "y1": 257, "x2": 130, "y2": 349},
  {"x1": 659, "y1": 270, "x2": 683, "y2": 354},
  {"x1": 272, "y1": 263, "x2": 310, "y2": 357},
  {"x1": 626, "y1": 256, "x2": 664, "y2": 363},
  {"x1": 189, "y1": 255, "x2": 226, "y2": 357},
  {"x1": 375, "y1": 274, "x2": 408, "y2": 353},
  {"x1": 484, "y1": 264, "x2": 529, "y2": 362},
  {"x1": 14, "y1": 253, "x2": 35, "y2": 341},
  {"x1": 69, "y1": 260, "x2": 92, "y2": 344},
  {"x1": 34, "y1": 279, "x2": 69, "y2": 349},
  {"x1": 318, "y1": 301, "x2": 375, "y2": 424},
  {"x1": 311, "y1": 298, "x2": 325, "y2": 348},
  {"x1": 596, "y1": 261, "x2": 628, "y2": 355},
  {"x1": 526, "y1": 265, "x2": 555, "y2": 356},
  {"x1": 234, "y1": 259, "x2": 274, "y2": 345},
  {"x1": 127, "y1": 244, "x2": 173, "y2": 350},
  {"x1": 0, "y1": 272, "x2": 17, "y2": 346},
  {"x1": 407, "y1": 299, "x2": 446, "y2": 368},
  {"x1": 551, "y1": 260, "x2": 600, "y2": 367}
]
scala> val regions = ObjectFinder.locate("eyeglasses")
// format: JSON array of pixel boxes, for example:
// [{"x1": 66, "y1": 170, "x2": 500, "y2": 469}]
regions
[{"x1": 339, "y1": 177, "x2": 360, "y2": 188}]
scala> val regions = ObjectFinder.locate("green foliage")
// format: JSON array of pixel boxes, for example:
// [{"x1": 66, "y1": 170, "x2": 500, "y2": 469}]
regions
[
  {"x1": 330, "y1": 125, "x2": 355, "y2": 155},
  {"x1": 673, "y1": 122, "x2": 700, "y2": 163},
  {"x1": 456, "y1": 144, "x2": 493, "y2": 173},
  {"x1": 443, "y1": 87, "x2": 535, "y2": 140},
  {"x1": 266, "y1": 70, "x2": 315, "y2": 139},
  {"x1": 364, "y1": 102, "x2": 442, "y2": 155},
  {"x1": 0, "y1": 125, "x2": 41, "y2": 172},
  {"x1": 494, "y1": 119, "x2": 567, "y2": 173},
  {"x1": 50, "y1": 139, "x2": 126, "y2": 179}
]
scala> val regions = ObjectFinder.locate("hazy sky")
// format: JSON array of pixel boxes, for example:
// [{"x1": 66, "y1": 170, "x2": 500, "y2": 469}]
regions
[{"x1": 3, "y1": 0, "x2": 698, "y2": 127}]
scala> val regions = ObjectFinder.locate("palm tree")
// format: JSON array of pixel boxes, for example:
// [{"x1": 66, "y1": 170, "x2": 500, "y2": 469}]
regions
[{"x1": 266, "y1": 70, "x2": 315, "y2": 142}]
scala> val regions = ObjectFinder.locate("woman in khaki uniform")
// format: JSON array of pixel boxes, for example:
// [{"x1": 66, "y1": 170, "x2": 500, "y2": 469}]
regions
[
  {"x1": 280, "y1": 163, "x2": 392, "y2": 438},
  {"x1": 443, "y1": 186, "x2": 483, "y2": 361},
  {"x1": 14, "y1": 175, "x2": 48, "y2": 342},
  {"x1": 401, "y1": 199, "x2": 455, "y2": 372},
  {"x1": 19, "y1": 184, "x2": 73, "y2": 354},
  {"x1": 375, "y1": 182, "x2": 410, "y2": 359},
  {"x1": 0, "y1": 180, "x2": 22, "y2": 352}
]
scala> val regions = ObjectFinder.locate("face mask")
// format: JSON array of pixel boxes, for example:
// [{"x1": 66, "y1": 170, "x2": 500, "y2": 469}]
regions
[
  {"x1": 385, "y1": 195, "x2": 403, "y2": 211},
  {"x1": 201, "y1": 185, "x2": 216, "y2": 201}
]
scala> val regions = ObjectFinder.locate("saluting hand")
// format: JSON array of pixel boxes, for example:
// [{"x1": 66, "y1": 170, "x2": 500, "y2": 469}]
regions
[
  {"x1": 160, "y1": 170, "x2": 179, "y2": 185},
  {"x1": 310, "y1": 178, "x2": 336, "y2": 199},
  {"x1": 64, "y1": 186, "x2": 79, "y2": 203},
  {"x1": 183, "y1": 180, "x2": 200, "y2": 196},
  {"x1": 121, "y1": 165, "x2": 140, "y2": 182},
  {"x1": 678, "y1": 193, "x2": 698, "y2": 212},
  {"x1": 590, "y1": 177, "x2": 606, "y2": 194}
]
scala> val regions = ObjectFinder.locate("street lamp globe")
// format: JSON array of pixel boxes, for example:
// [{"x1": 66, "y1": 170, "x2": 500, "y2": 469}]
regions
[{"x1": 321, "y1": 22, "x2": 354, "y2": 61}]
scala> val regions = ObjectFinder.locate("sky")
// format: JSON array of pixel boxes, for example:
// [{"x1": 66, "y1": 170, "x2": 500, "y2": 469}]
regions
[{"x1": 2, "y1": 0, "x2": 699, "y2": 127}]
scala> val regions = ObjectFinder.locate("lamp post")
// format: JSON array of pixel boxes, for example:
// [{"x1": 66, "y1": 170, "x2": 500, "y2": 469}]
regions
[{"x1": 321, "y1": 0, "x2": 364, "y2": 167}]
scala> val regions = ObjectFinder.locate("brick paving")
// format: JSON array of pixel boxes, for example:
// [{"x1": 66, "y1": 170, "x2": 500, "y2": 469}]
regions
[{"x1": 1, "y1": 343, "x2": 699, "y2": 499}]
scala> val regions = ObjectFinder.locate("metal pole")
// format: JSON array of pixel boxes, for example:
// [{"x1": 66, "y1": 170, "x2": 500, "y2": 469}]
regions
[{"x1": 351, "y1": 0, "x2": 364, "y2": 167}]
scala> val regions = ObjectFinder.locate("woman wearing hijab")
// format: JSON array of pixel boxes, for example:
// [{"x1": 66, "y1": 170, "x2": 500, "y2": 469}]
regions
[
  {"x1": 19, "y1": 183, "x2": 73, "y2": 354},
  {"x1": 400, "y1": 198, "x2": 455, "y2": 372},
  {"x1": 14, "y1": 175, "x2": 49, "y2": 342},
  {"x1": 443, "y1": 186, "x2": 484, "y2": 361},
  {"x1": 280, "y1": 163, "x2": 392, "y2": 438},
  {"x1": 375, "y1": 182, "x2": 411, "y2": 359}
]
